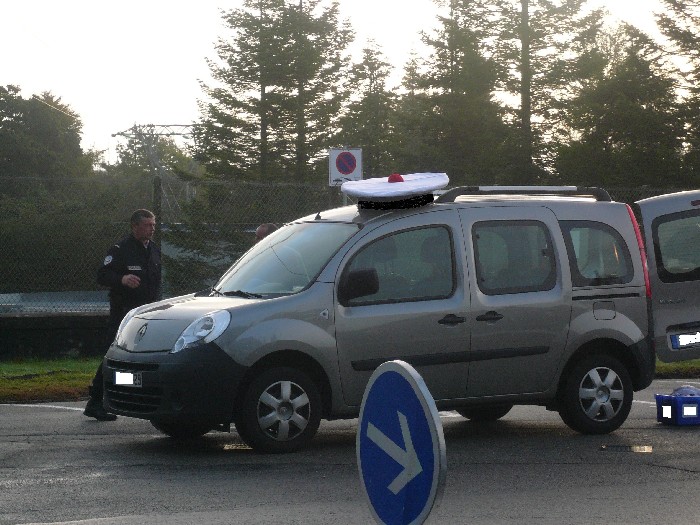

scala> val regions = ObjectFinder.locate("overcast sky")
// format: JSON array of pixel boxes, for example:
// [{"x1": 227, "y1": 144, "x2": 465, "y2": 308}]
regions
[{"x1": 3, "y1": 1, "x2": 659, "y2": 162}]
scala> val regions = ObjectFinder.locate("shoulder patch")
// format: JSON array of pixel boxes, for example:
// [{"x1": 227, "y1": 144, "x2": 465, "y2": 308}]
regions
[{"x1": 103, "y1": 255, "x2": 113, "y2": 266}]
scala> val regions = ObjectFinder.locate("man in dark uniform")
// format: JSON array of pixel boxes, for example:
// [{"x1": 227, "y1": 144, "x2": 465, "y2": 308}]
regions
[{"x1": 84, "y1": 209, "x2": 162, "y2": 421}]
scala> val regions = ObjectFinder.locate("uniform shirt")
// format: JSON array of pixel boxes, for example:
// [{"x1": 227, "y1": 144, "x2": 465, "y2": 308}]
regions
[{"x1": 97, "y1": 234, "x2": 162, "y2": 314}]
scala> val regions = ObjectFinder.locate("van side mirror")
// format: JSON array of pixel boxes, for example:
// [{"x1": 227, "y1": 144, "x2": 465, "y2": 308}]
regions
[{"x1": 338, "y1": 268, "x2": 379, "y2": 304}]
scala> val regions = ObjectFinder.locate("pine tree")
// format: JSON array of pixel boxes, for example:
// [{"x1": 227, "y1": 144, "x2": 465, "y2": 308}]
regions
[
  {"x1": 456, "y1": 0, "x2": 606, "y2": 180},
  {"x1": 392, "y1": 2, "x2": 513, "y2": 184},
  {"x1": 195, "y1": 0, "x2": 353, "y2": 182},
  {"x1": 656, "y1": 0, "x2": 700, "y2": 185},
  {"x1": 336, "y1": 43, "x2": 397, "y2": 178},
  {"x1": 555, "y1": 26, "x2": 683, "y2": 187}
]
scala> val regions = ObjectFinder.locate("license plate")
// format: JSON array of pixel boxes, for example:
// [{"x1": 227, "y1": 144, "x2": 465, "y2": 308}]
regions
[
  {"x1": 115, "y1": 371, "x2": 143, "y2": 387},
  {"x1": 670, "y1": 331, "x2": 700, "y2": 349}
]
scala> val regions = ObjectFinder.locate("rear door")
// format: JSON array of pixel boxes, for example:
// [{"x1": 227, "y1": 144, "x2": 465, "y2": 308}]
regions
[
  {"x1": 459, "y1": 206, "x2": 572, "y2": 396},
  {"x1": 637, "y1": 190, "x2": 700, "y2": 362}
]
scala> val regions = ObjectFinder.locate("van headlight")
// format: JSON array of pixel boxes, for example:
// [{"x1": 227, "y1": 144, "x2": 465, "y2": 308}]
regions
[
  {"x1": 114, "y1": 307, "x2": 139, "y2": 346},
  {"x1": 172, "y1": 310, "x2": 231, "y2": 353}
]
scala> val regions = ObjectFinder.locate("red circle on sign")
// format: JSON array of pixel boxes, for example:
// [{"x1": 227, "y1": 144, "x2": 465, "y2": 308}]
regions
[{"x1": 336, "y1": 152, "x2": 357, "y2": 175}]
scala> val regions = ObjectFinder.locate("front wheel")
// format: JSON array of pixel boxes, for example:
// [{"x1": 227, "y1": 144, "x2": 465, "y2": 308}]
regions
[
  {"x1": 235, "y1": 367, "x2": 322, "y2": 454},
  {"x1": 558, "y1": 354, "x2": 633, "y2": 435}
]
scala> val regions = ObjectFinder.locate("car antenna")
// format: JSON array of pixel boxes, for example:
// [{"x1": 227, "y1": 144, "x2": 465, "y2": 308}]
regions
[{"x1": 315, "y1": 211, "x2": 322, "y2": 220}]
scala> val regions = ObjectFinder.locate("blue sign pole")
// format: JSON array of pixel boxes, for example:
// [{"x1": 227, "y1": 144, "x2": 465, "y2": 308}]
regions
[{"x1": 357, "y1": 360, "x2": 446, "y2": 525}]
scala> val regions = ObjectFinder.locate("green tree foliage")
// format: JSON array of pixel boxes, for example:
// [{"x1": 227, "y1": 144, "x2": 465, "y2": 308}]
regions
[
  {"x1": 195, "y1": 0, "x2": 353, "y2": 182},
  {"x1": 656, "y1": 0, "x2": 700, "y2": 184},
  {"x1": 391, "y1": 3, "x2": 515, "y2": 185},
  {"x1": 448, "y1": 0, "x2": 606, "y2": 180},
  {"x1": 0, "y1": 86, "x2": 110, "y2": 293},
  {"x1": 0, "y1": 85, "x2": 95, "y2": 181},
  {"x1": 556, "y1": 27, "x2": 683, "y2": 187},
  {"x1": 336, "y1": 43, "x2": 397, "y2": 178}
]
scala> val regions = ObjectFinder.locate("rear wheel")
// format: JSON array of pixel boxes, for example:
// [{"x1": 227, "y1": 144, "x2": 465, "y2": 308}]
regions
[
  {"x1": 456, "y1": 404, "x2": 513, "y2": 422},
  {"x1": 151, "y1": 421, "x2": 212, "y2": 439},
  {"x1": 235, "y1": 367, "x2": 322, "y2": 454},
  {"x1": 558, "y1": 354, "x2": 633, "y2": 434}
]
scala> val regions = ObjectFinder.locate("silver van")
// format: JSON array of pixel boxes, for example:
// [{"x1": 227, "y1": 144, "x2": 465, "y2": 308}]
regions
[{"x1": 102, "y1": 185, "x2": 700, "y2": 453}]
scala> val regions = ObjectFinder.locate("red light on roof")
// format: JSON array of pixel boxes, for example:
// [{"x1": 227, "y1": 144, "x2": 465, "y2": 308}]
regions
[{"x1": 388, "y1": 173, "x2": 404, "y2": 183}]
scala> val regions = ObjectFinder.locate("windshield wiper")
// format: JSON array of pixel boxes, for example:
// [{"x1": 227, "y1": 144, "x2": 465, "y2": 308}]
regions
[{"x1": 222, "y1": 290, "x2": 263, "y2": 299}]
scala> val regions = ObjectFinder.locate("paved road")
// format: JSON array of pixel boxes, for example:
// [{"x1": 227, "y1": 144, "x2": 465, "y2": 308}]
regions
[{"x1": 1, "y1": 379, "x2": 699, "y2": 525}]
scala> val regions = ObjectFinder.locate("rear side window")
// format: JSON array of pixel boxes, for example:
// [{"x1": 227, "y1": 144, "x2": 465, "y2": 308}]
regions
[
  {"x1": 652, "y1": 210, "x2": 700, "y2": 283},
  {"x1": 561, "y1": 221, "x2": 633, "y2": 287},
  {"x1": 473, "y1": 221, "x2": 556, "y2": 295}
]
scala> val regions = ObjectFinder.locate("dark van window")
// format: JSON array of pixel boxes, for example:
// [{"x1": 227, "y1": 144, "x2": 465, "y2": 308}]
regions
[
  {"x1": 652, "y1": 210, "x2": 700, "y2": 283},
  {"x1": 473, "y1": 221, "x2": 556, "y2": 295},
  {"x1": 561, "y1": 221, "x2": 633, "y2": 287},
  {"x1": 343, "y1": 226, "x2": 455, "y2": 305}
]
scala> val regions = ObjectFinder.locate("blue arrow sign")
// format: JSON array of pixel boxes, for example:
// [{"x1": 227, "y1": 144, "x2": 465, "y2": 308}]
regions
[{"x1": 357, "y1": 360, "x2": 446, "y2": 525}]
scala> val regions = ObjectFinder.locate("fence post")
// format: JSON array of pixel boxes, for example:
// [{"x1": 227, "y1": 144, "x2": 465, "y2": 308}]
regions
[{"x1": 153, "y1": 175, "x2": 162, "y2": 248}]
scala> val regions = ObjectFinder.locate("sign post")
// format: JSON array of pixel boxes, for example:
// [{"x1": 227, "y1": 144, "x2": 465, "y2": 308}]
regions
[
  {"x1": 329, "y1": 148, "x2": 362, "y2": 187},
  {"x1": 357, "y1": 360, "x2": 446, "y2": 525}
]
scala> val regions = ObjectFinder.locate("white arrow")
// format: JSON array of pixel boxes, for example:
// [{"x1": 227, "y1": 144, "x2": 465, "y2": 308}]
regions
[{"x1": 366, "y1": 411, "x2": 423, "y2": 494}]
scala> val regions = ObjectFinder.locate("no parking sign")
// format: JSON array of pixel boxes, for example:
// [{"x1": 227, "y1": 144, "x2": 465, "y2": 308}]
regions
[{"x1": 329, "y1": 148, "x2": 362, "y2": 186}]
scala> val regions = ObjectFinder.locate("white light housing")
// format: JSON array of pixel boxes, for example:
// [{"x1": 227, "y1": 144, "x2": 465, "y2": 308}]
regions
[
  {"x1": 114, "y1": 307, "x2": 139, "y2": 347},
  {"x1": 171, "y1": 310, "x2": 231, "y2": 353}
]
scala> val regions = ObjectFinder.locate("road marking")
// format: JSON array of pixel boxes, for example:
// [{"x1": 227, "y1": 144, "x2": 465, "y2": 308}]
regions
[{"x1": 1, "y1": 404, "x2": 84, "y2": 412}]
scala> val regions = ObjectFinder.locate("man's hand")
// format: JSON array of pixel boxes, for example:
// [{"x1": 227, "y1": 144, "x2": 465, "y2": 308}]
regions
[{"x1": 121, "y1": 274, "x2": 141, "y2": 288}]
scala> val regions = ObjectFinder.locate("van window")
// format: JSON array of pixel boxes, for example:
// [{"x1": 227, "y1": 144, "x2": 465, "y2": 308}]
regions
[
  {"x1": 561, "y1": 221, "x2": 633, "y2": 287},
  {"x1": 343, "y1": 226, "x2": 455, "y2": 305},
  {"x1": 473, "y1": 221, "x2": 556, "y2": 295},
  {"x1": 652, "y1": 210, "x2": 700, "y2": 283},
  {"x1": 215, "y1": 222, "x2": 358, "y2": 296}
]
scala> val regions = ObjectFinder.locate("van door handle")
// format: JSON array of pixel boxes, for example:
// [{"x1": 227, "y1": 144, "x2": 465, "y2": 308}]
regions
[
  {"x1": 438, "y1": 314, "x2": 466, "y2": 326},
  {"x1": 476, "y1": 311, "x2": 504, "y2": 322}
]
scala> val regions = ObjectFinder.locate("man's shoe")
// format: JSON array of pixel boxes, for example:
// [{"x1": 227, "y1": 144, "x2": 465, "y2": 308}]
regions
[{"x1": 83, "y1": 401, "x2": 117, "y2": 421}]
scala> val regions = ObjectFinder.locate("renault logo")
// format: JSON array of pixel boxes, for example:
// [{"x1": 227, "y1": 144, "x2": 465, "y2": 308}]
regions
[{"x1": 135, "y1": 323, "x2": 148, "y2": 344}]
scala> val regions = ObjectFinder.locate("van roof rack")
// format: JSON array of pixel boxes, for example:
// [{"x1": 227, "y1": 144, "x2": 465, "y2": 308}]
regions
[{"x1": 435, "y1": 185, "x2": 611, "y2": 203}]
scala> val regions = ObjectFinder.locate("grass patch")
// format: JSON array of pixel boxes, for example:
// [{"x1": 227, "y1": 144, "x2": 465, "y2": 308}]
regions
[
  {"x1": 0, "y1": 356, "x2": 698, "y2": 404},
  {"x1": 0, "y1": 357, "x2": 101, "y2": 403},
  {"x1": 655, "y1": 358, "x2": 700, "y2": 380}
]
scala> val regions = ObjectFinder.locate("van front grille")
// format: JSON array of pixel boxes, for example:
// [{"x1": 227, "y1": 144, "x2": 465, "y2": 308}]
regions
[{"x1": 105, "y1": 384, "x2": 162, "y2": 414}]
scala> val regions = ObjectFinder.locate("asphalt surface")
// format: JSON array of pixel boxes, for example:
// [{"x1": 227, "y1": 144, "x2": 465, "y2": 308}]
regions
[{"x1": 1, "y1": 378, "x2": 699, "y2": 525}]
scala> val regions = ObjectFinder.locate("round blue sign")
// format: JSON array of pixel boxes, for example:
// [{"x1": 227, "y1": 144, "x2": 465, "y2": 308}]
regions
[{"x1": 357, "y1": 361, "x2": 446, "y2": 525}]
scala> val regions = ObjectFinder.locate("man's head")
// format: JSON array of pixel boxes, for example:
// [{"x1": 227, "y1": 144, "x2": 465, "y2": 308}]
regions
[
  {"x1": 255, "y1": 223, "x2": 278, "y2": 242},
  {"x1": 131, "y1": 209, "x2": 156, "y2": 244}
]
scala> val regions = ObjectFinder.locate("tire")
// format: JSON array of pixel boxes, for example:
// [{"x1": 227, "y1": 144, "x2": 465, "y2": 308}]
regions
[
  {"x1": 558, "y1": 354, "x2": 633, "y2": 435},
  {"x1": 151, "y1": 421, "x2": 212, "y2": 439},
  {"x1": 235, "y1": 367, "x2": 322, "y2": 454},
  {"x1": 456, "y1": 404, "x2": 513, "y2": 422}
]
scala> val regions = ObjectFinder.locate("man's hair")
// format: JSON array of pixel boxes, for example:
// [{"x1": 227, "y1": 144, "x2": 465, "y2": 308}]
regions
[
  {"x1": 256, "y1": 222, "x2": 278, "y2": 240},
  {"x1": 262, "y1": 223, "x2": 278, "y2": 235},
  {"x1": 130, "y1": 209, "x2": 155, "y2": 226}
]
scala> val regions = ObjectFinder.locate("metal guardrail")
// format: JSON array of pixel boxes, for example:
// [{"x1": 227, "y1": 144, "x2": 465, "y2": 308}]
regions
[{"x1": 0, "y1": 291, "x2": 109, "y2": 317}]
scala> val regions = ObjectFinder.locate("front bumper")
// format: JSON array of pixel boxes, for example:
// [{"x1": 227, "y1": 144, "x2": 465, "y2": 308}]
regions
[{"x1": 102, "y1": 342, "x2": 248, "y2": 426}]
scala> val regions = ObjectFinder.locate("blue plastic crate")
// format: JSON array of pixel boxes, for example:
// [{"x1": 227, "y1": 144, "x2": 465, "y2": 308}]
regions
[{"x1": 655, "y1": 394, "x2": 700, "y2": 426}]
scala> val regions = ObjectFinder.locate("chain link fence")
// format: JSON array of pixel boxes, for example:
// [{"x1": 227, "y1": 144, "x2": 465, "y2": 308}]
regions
[
  {"x1": 0, "y1": 175, "x2": 346, "y2": 316},
  {"x1": 0, "y1": 176, "x2": 692, "y2": 358},
  {"x1": 0, "y1": 176, "x2": 690, "y2": 314}
]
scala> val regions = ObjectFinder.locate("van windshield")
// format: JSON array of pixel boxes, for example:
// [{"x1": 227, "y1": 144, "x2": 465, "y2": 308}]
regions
[{"x1": 214, "y1": 222, "x2": 359, "y2": 297}]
